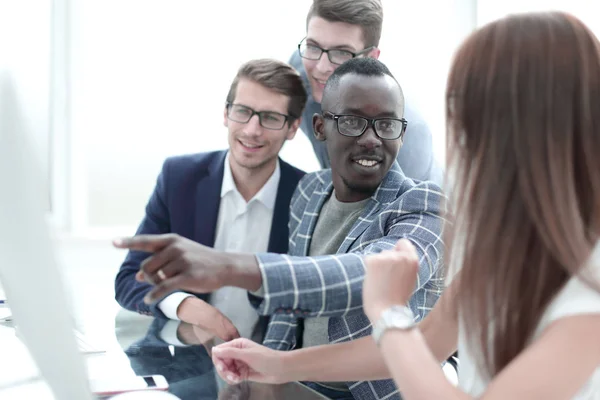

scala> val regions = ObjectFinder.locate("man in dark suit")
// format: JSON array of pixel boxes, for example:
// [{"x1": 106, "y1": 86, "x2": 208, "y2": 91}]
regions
[{"x1": 115, "y1": 58, "x2": 307, "y2": 342}]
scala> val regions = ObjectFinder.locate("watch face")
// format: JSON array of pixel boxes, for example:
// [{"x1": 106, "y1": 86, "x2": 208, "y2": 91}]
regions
[
  {"x1": 384, "y1": 306, "x2": 415, "y2": 328},
  {"x1": 390, "y1": 305, "x2": 411, "y2": 315},
  {"x1": 373, "y1": 305, "x2": 416, "y2": 345},
  {"x1": 384, "y1": 305, "x2": 409, "y2": 317}
]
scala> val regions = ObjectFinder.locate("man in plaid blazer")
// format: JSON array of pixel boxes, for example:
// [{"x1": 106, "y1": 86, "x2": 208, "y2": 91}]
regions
[{"x1": 116, "y1": 58, "x2": 446, "y2": 400}]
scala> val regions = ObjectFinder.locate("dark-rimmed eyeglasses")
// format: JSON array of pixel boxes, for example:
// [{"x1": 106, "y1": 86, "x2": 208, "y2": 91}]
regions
[
  {"x1": 322, "y1": 111, "x2": 407, "y2": 140},
  {"x1": 226, "y1": 103, "x2": 290, "y2": 130},
  {"x1": 298, "y1": 38, "x2": 374, "y2": 65}
]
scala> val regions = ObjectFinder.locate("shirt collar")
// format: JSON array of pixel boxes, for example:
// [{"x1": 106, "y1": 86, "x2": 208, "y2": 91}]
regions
[{"x1": 221, "y1": 151, "x2": 281, "y2": 210}]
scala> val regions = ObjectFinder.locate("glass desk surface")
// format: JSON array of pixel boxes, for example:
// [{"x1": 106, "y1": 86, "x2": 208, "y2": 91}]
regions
[{"x1": 0, "y1": 241, "x2": 328, "y2": 400}]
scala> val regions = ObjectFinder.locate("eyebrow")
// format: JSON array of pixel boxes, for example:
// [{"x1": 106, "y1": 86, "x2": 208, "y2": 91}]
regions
[
  {"x1": 306, "y1": 38, "x2": 356, "y2": 52},
  {"x1": 231, "y1": 103, "x2": 287, "y2": 115},
  {"x1": 340, "y1": 108, "x2": 401, "y2": 118}
]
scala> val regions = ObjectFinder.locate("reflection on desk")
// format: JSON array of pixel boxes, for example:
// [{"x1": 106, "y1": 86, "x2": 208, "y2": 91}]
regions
[{"x1": 122, "y1": 318, "x2": 327, "y2": 400}]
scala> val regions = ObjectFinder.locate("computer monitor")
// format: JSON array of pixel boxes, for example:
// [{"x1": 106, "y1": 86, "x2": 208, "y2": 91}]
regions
[{"x1": 0, "y1": 71, "x2": 94, "y2": 400}]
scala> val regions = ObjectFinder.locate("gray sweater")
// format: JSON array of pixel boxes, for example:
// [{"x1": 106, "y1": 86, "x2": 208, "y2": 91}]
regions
[{"x1": 303, "y1": 192, "x2": 370, "y2": 391}]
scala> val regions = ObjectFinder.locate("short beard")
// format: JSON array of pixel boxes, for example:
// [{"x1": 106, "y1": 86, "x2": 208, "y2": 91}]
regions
[{"x1": 341, "y1": 175, "x2": 379, "y2": 198}]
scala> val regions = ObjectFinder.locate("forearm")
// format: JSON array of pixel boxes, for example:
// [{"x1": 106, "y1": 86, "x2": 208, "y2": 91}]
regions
[
  {"x1": 176, "y1": 296, "x2": 207, "y2": 325},
  {"x1": 379, "y1": 329, "x2": 469, "y2": 400},
  {"x1": 374, "y1": 280, "x2": 461, "y2": 399},
  {"x1": 254, "y1": 252, "x2": 366, "y2": 316},
  {"x1": 417, "y1": 287, "x2": 459, "y2": 363},
  {"x1": 281, "y1": 336, "x2": 390, "y2": 382},
  {"x1": 279, "y1": 305, "x2": 458, "y2": 384},
  {"x1": 278, "y1": 286, "x2": 458, "y2": 383}
]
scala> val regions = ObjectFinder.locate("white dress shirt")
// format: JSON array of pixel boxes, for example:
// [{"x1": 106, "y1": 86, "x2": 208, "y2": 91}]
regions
[{"x1": 159, "y1": 152, "x2": 279, "y2": 340}]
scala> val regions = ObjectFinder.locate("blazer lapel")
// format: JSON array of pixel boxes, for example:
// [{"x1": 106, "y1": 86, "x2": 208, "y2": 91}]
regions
[
  {"x1": 267, "y1": 159, "x2": 296, "y2": 254},
  {"x1": 193, "y1": 151, "x2": 227, "y2": 248}
]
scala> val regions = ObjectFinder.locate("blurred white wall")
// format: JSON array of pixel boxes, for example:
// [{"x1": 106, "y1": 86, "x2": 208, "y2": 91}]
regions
[
  {"x1": 0, "y1": 1, "x2": 52, "y2": 212},
  {"x1": 62, "y1": 0, "x2": 476, "y2": 237},
  {"x1": 379, "y1": 0, "x2": 477, "y2": 167},
  {"x1": 67, "y1": 0, "x2": 315, "y2": 235}
]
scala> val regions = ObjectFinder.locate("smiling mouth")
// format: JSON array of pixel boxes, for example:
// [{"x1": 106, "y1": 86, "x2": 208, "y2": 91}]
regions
[
  {"x1": 239, "y1": 140, "x2": 264, "y2": 149},
  {"x1": 353, "y1": 158, "x2": 381, "y2": 168},
  {"x1": 313, "y1": 77, "x2": 327, "y2": 86}
]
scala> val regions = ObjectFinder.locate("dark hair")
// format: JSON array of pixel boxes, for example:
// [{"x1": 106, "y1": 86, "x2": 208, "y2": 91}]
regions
[
  {"x1": 322, "y1": 58, "x2": 399, "y2": 105},
  {"x1": 306, "y1": 0, "x2": 383, "y2": 48},
  {"x1": 446, "y1": 11, "x2": 600, "y2": 378},
  {"x1": 225, "y1": 59, "x2": 307, "y2": 120}
]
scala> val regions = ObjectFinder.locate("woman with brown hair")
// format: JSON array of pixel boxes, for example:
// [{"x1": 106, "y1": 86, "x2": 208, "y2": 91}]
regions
[{"x1": 211, "y1": 11, "x2": 600, "y2": 399}]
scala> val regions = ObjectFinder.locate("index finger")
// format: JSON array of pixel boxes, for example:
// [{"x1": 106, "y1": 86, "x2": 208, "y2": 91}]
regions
[{"x1": 112, "y1": 233, "x2": 176, "y2": 252}]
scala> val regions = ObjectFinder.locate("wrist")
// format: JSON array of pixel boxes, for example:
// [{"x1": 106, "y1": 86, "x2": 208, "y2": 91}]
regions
[
  {"x1": 366, "y1": 302, "x2": 393, "y2": 324},
  {"x1": 379, "y1": 326, "x2": 421, "y2": 353},
  {"x1": 278, "y1": 349, "x2": 302, "y2": 382},
  {"x1": 177, "y1": 297, "x2": 205, "y2": 325},
  {"x1": 371, "y1": 305, "x2": 417, "y2": 346},
  {"x1": 222, "y1": 253, "x2": 262, "y2": 291}
]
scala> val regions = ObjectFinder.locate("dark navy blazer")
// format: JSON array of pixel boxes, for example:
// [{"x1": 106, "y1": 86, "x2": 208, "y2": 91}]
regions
[{"x1": 114, "y1": 150, "x2": 305, "y2": 318}]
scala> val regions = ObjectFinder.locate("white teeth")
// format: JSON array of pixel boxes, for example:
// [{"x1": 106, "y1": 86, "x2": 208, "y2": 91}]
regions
[
  {"x1": 241, "y1": 141, "x2": 261, "y2": 148},
  {"x1": 356, "y1": 159, "x2": 378, "y2": 167}
]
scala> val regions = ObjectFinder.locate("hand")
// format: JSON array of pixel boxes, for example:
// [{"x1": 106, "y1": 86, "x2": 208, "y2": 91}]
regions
[
  {"x1": 363, "y1": 239, "x2": 420, "y2": 323},
  {"x1": 176, "y1": 322, "x2": 226, "y2": 357},
  {"x1": 177, "y1": 297, "x2": 240, "y2": 343},
  {"x1": 112, "y1": 233, "x2": 262, "y2": 303},
  {"x1": 211, "y1": 338, "x2": 288, "y2": 385}
]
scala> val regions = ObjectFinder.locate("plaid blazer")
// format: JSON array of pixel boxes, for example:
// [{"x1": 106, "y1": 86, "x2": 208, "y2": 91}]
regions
[{"x1": 254, "y1": 162, "x2": 446, "y2": 400}]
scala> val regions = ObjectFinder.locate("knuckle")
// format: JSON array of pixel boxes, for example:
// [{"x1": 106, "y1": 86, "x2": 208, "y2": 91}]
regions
[
  {"x1": 408, "y1": 253, "x2": 419, "y2": 265},
  {"x1": 166, "y1": 233, "x2": 181, "y2": 245},
  {"x1": 180, "y1": 252, "x2": 194, "y2": 265},
  {"x1": 140, "y1": 256, "x2": 151, "y2": 269},
  {"x1": 171, "y1": 242, "x2": 186, "y2": 255}
]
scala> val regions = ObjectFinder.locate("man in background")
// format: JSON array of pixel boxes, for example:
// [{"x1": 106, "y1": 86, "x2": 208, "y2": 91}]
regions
[{"x1": 289, "y1": 0, "x2": 443, "y2": 184}]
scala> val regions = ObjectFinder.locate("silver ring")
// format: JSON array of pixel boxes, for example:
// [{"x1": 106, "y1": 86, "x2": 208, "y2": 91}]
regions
[{"x1": 157, "y1": 269, "x2": 167, "y2": 281}]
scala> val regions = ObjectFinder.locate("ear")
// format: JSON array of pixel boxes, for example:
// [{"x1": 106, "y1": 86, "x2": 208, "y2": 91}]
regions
[
  {"x1": 223, "y1": 106, "x2": 229, "y2": 127},
  {"x1": 285, "y1": 118, "x2": 302, "y2": 141},
  {"x1": 368, "y1": 47, "x2": 381, "y2": 60},
  {"x1": 313, "y1": 113, "x2": 326, "y2": 142}
]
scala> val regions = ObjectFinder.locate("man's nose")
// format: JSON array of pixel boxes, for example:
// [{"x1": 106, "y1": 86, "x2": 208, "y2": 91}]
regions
[
  {"x1": 315, "y1": 53, "x2": 335, "y2": 74},
  {"x1": 243, "y1": 114, "x2": 263, "y2": 136},
  {"x1": 356, "y1": 126, "x2": 382, "y2": 149}
]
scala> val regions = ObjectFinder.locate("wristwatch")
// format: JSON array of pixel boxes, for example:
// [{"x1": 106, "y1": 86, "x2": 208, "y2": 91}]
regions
[{"x1": 371, "y1": 305, "x2": 417, "y2": 346}]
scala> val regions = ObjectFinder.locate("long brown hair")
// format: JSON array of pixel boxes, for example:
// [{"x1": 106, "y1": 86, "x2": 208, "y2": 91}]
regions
[{"x1": 446, "y1": 11, "x2": 600, "y2": 377}]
